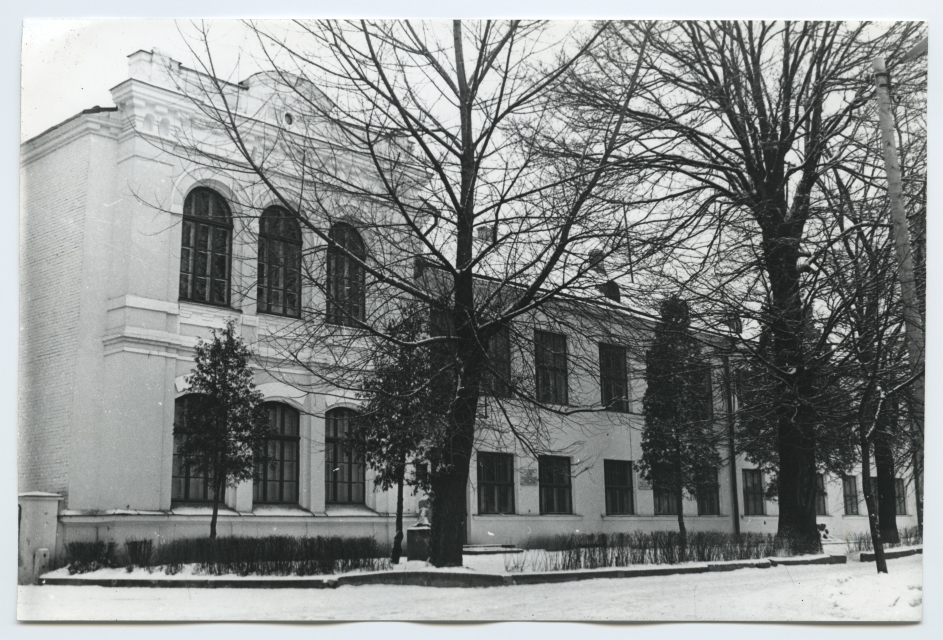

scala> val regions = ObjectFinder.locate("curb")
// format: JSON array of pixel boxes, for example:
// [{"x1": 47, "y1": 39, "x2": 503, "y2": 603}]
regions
[
  {"x1": 769, "y1": 555, "x2": 846, "y2": 567},
  {"x1": 336, "y1": 571, "x2": 506, "y2": 589},
  {"x1": 860, "y1": 546, "x2": 922, "y2": 562},
  {"x1": 40, "y1": 577, "x2": 335, "y2": 589},
  {"x1": 41, "y1": 551, "x2": 885, "y2": 589}
]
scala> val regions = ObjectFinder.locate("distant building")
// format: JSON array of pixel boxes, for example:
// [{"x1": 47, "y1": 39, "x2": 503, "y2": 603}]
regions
[{"x1": 19, "y1": 50, "x2": 917, "y2": 556}]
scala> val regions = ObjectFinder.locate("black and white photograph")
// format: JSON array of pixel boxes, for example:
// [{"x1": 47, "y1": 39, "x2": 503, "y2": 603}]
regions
[{"x1": 14, "y1": 6, "x2": 931, "y2": 625}]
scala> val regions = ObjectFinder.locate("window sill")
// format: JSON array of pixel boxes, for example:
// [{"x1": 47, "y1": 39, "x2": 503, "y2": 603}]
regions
[
  {"x1": 537, "y1": 513, "x2": 583, "y2": 518},
  {"x1": 473, "y1": 513, "x2": 520, "y2": 518},
  {"x1": 179, "y1": 299, "x2": 242, "y2": 313},
  {"x1": 257, "y1": 309, "x2": 302, "y2": 320}
]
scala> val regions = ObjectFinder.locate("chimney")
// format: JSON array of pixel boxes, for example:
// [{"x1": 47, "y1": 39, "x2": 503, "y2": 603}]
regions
[
  {"x1": 476, "y1": 226, "x2": 495, "y2": 243},
  {"x1": 598, "y1": 280, "x2": 620, "y2": 302}
]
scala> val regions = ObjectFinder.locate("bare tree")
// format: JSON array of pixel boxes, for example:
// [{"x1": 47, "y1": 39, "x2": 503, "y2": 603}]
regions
[
  {"x1": 566, "y1": 20, "x2": 926, "y2": 551},
  {"x1": 155, "y1": 20, "x2": 656, "y2": 566}
]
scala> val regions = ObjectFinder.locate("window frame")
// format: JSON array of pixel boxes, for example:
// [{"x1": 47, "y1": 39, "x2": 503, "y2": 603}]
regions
[
  {"x1": 599, "y1": 343, "x2": 629, "y2": 412},
  {"x1": 326, "y1": 222, "x2": 366, "y2": 327},
  {"x1": 815, "y1": 473, "x2": 828, "y2": 516},
  {"x1": 324, "y1": 408, "x2": 366, "y2": 504},
  {"x1": 604, "y1": 459, "x2": 634, "y2": 515},
  {"x1": 697, "y1": 470, "x2": 721, "y2": 516},
  {"x1": 535, "y1": 330, "x2": 568, "y2": 406},
  {"x1": 179, "y1": 187, "x2": 233, "y2": 307},
  {"x1": 653, "y1": 486, "x2": 680, "y2": 516},
  {"x1": 257, "y1": 207, "x2": 302, "y2": 318},
  {"x1": 253, "y1": 402, "x2": 301, "y2": 505},
  {"x1": 842, "y1": 475, "x2": 860, "y2": 515},
  {"x1": 742, "y1": 469, "x2": 765, "y2": 516},
  {"x1": 538, "y1": 455, "x2": 572, "y2": 515},
  {"x1": 171, "y1": 394, "x2": 224, "y2": 504},
  {"x1": 895, "y1": 478, "x2": 907, "y2": 515},
  {"x1": 477, "y1": 452, "x2": 515, "y2": 515},
  {"x1": 483, "y1": 325, "x2": 512, "y2": 398}
]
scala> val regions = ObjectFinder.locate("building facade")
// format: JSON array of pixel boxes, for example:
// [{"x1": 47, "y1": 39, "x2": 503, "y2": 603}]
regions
[{"x1": 19, "y1": 50, "x2": 918, "y2": 557}]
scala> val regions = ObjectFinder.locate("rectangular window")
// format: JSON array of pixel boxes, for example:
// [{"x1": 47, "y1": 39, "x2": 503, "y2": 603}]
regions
[
  {"x1": 599, "y1": 343, "x2": 629, "y2": 412},
  {"x1": 697, "y1": 470, "x2": 721, "y2": 516},
  {"x1": 535, "y1": 330, "x2": 568, "y2": 405},
  {"x1": 604, "y1": 460, "x2": 634, "y2": 515},
  {"x1": 843, "y1": 475, "x2": 859, "y2": 515},
  {"x1": 483, "y1": 325, "x2": 512, "y2": 398},
  {"x1": 538, "y1": 456, "x2": 572, "y2": 514},
  {"x1": 171, "y1": 434, "x2": 223, "y2": 503},
  {"x1": 653, "y1": 487, "x2": 679, "y2": 516},
  {"x1": 253, "y1": 404, "x2": 300, "y2": 504},
  {"x1": 477, "y1": 452, "x2": 515, "y2": 514},
  {"x1": 895, "y1": 478, "x2": 907, "y2": 515},
  {"x1": 325, "y1": 410, "x2": 365, "y2": 504},
  {"x1": 815, "y1": 474, "x2": 828, "y2": 516},
  {"x1": 742, "y1": 469, "x2": 765, "y2": 516}
]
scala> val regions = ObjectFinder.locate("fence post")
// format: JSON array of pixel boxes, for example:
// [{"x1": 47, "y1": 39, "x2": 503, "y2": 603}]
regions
[{"x1": 18, "y1": 492, "x2": 63, "y2": 584}]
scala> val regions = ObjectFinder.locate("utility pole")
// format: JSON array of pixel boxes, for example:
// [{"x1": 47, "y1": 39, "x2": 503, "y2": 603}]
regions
[{"x1": 872, "y1": 52, "x2": 925, "y2": 531}]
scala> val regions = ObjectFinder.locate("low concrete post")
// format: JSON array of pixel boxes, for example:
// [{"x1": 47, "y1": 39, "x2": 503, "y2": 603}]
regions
[
  {"x1": 406, "y1": 525, "x2": 431, "y2": 562},
  {"x1": 18, "y1": 492, "x2": 63, "y2": 584}
]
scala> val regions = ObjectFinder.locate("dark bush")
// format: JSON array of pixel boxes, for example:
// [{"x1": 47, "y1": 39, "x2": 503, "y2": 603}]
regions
[
  {"x1": 151, "y1": 535, "x2": 391, "y2": 576},
  {"x1": 64, "y1": 541, "x2": 119, "y2": 575},
  {"x1": 125, "y1": 539, "x2": 154, "y2": 569},
  {"x1": 846, "y1": 525, "x2": 923, "y2": 553},
  {"x1": 511, "y1": 531, "x2": 808, "y2": 572}
]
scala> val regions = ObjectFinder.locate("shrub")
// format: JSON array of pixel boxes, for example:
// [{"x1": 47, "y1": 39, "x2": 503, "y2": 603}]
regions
[
  {"x1": 151, "y1": 535, "x2": 391, "y2": 576},
  {"x1": 125, "y1": 539, "x2": 154, "y2": 570},
  {"x1": 845, "y1": 526, "x2": 923, "y2": 553},
  {"x1": 65, "y1": 541, "x2": 119, "y2": 574},
  {"x1": 506, "y1": 531, "x2": 806, "y2": 573}
]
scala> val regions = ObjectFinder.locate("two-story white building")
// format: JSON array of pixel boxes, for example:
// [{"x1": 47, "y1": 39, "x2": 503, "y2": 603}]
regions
[{"x1": 19, "y1": 49, "x2": 918, "y2": 558}]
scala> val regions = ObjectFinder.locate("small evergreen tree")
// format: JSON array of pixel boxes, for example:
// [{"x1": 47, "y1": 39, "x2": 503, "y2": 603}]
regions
[
  {"x1": 351, "y1": 306, "x2": 447, "y2": 563},
  {"x1": 639, "y1": 296, "x2": 721, "y2": 548},
  {"x1": 178, "y1": 320, "x2": 272, "y2": 538}
]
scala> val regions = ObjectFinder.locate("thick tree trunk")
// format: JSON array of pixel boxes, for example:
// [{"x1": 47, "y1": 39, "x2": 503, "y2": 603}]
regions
[
  {"x1": 913, "y1": 449, "x2": 923, "y2": 536},
  {"x1": 392, "y1": 464, "x2": 405, "y2": 564},
  {"x1": 874, "y1": 426, "x2": 900, "y2": 544},
  {"x1": 429, "y1": 459, "x2": 471, "y2": 567},
  {"x1": 861, "y1": 442, "x2": 888, "y2": 573},
  {"x1": 675, "y1": 484, "x2": 687, "y2": 560},
  {"x1": 764, "y1": 228, "x2": 821, "y2": 554}
]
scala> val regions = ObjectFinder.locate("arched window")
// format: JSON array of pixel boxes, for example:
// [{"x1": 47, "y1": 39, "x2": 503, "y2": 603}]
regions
[
  {"x1": 326, "y1": 222, "x2": 366, "y2": 326},
  {"x1": 180, "y1": 187, "x2": 233, "y2": 306},
  {"x1": 254, "y1": 402, "x2": 301, "y2": 504},
  {"x1": 258, "y1": 207, "x2": 302, "y2": 317},
  {"x1": 324, "y1": 408, "x2": 365, "y2": 504},
  {"x1": 171, "y1": 394, "x2": 223, "y2": 503}
]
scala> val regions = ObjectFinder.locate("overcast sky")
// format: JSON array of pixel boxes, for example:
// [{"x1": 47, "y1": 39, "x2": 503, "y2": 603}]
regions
[{"x1": 21, "y1": 19, "x2": 270, "y2": 142}]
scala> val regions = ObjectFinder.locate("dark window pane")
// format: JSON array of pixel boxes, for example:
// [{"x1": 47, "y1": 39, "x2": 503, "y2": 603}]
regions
[
  {"x1": 535, "y1": 331, "x2": 568, "y2": 405},
  {"x1": 604, "y1": 460, "x2": 634, "y2": 515},
  {"x1": 326, "y1": 222, "x2": 366, "y2": 326},
  {"x1": 843, "y1": 475, "x2": 859, "y2": 515},
  {"x1": 180, "y1": 189, "x2": 232, "y2": 306},
  {"x1": 325, "y1": 408, "x2": 365, "y2": 504},
  {"x1": 815, "y1": 474, "x2": 828, "y2": 516},
  {"x1": 171, "y1": 395, "x2": 224, "y2": 503},
  {"x1": 254, "y1": 403, "x2": 300, "y2": 504},
  {"x1": 538, "y1": 456, "x2": 571, "y2": 514},
  {"x1": 743, "y1": 469, "x2": 765, "y2": 516},
  {"x1": 477, "y1": 452, "x2": 515, "y2": 514},
  {"x1": 599, "y1": 343, "x2": 628, "y2": 412},
  {"x1": 697, "y1": 469, "x2": 720, "y2": 516},
  {"x1": 895, "y1": 478, "x2": 907, "y2": 515}
]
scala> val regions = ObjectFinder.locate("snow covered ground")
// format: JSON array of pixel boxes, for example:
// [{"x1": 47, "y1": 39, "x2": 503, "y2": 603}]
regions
[{"x1": 19, "y1": 553, "x2": 921, "y2": 621}]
